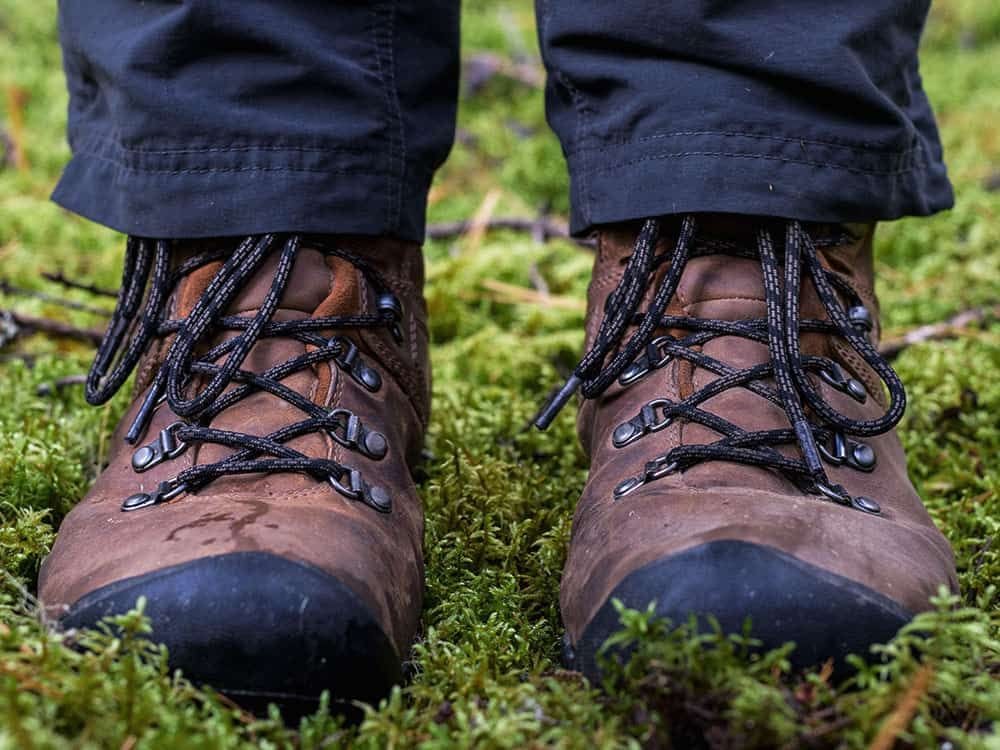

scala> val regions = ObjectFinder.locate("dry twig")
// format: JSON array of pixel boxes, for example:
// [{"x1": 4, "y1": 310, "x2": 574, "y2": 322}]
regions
[
  {"x1": 879, "y1": 304, "x2": 999, "y2": 358},
  {"x1": 7, "y1": 311, "x2": 104, "y2": 345},
  {"x1": 3, "y1": 86, "x2": 29, "y2": 172},
  {"x1": 463, "y1": 188, "x2": 503, "y2": 253},
  {"x1": 427, "y1": 215, "x2": 595, "y2": 248},
  {"x1": 0, "y1": 279, "x2": 112, "y2": 316},
  {"x1": 41, "y1": 271, "x2": 118, "y2": 298},
  {"x1": 867, "y1": 662, "x2": 935, "y2": 750},
  {"x1": 480, "y1": 279, "x2": 585, "y2": 311}
]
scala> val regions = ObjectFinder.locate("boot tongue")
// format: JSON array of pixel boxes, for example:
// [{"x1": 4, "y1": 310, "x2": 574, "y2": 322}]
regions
[
  {"x1": 674, "y1": 232, "x2": 830, "y2": 492},
  {"x1": 189, "y1": 247, "x2": 348, "y2": 472},
  {"x1": 227, "y1": 247, "x2": 335, "y2": 316}
]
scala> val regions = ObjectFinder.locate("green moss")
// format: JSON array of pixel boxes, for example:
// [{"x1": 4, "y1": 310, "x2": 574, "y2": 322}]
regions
[{"x1": 0, "y1": 0, "x2": 997, "y2": 747}]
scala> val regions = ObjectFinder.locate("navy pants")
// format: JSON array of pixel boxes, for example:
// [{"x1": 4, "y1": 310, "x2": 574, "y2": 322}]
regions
[{"x1": 54, "y1": 1, "x2": 952, "y2": 241}]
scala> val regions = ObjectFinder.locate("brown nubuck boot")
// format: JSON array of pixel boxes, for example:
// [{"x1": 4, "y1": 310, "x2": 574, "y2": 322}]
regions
[
  {"x1": 39, "y1": 234, "x2": 429, "y2": 712},
  {"x1": 535, "y1": 215, "x2": 957, "y2": 680}
]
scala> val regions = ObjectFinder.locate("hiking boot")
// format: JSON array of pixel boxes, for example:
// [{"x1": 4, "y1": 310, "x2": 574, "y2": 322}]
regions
[
  {"x1": 38, "y1": 234, "x2": 430, "y2": 713},
  {"x1": 535, "y1": 215, "x2": 958, "y2": 679}
]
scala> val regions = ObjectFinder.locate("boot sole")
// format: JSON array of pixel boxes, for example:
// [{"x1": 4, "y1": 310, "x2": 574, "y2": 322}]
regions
[
  {"x1": 564, "y1": 539, "x2": 912, "y2": 681},
  {"x1": 61, "y1": 551, "x2": 402, "y2": 718}
]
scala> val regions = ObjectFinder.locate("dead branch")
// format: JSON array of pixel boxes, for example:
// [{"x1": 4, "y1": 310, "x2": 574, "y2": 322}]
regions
[
  {"x1": 0, "y1": 279, "x2": 112, "y2": 316},
  {"x1": 8, "y1": 311, "x2": 104, "y2": 345},
  {"x1": 427, "y1": 215, "x2": 595, "y2": 248},
  {"x1": 41, "y1": 271, "x2": 118, "y2": 298},
  {"x1": 36, "y1": 374, "x2": 88, "y2": 397},
  {"x1": 480, "y1": 279, "x2": 585, "y2": 311},
  {"x1": 3, "y1": 86, "x2": 29, "y2": 172},
  {"x1": 867, "y1": 663, "x2": 935, "y2": 750},
  {"x1": 879, "y1": 304, "x2": 999, "y2": 359}
]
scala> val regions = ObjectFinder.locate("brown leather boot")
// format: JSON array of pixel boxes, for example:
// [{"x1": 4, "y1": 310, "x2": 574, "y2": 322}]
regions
[
  {"x1": 536, "y1": 215, "x2": 957, "y2": 679},
  {"x1": 39, "y1": 234, "x2": 430, "y2": 712}
]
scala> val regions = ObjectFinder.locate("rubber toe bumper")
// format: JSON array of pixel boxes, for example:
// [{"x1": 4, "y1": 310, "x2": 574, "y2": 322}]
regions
[
  {"x1": 62, "y1": 551, "x2": 402, "y2": 714},
  {"x1": 566, "y1": 540, "x2": 913, "y2": 680}
]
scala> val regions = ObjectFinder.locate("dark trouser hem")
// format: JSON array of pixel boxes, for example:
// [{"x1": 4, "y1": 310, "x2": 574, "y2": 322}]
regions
[
  {"x1": 55, "y1": 0, "x2": 458, "y2": 242},
  {"x1": 565, "y1": 131, "x2": 955, "y2": 236},
  {"x1": 51, "y1": 149, "x2": 432, "y2": 242}
]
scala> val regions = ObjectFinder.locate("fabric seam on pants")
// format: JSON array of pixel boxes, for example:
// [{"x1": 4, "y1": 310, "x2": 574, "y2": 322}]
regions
[
  {"x1": 538, "y1": 0, "x2": 594, "y2": 226},
  {"x1": 59, "y1": 136, "x2": 436, "y2": 181},
  {"x1": 567, "y1": 130, "x2": 925, "y2": 156},
  {"x1": 579, "y1": 149, "x2": 928, "y2": 177},
  {"x1": 371, "y1": 1, "x2": 406, "y2": 234}
]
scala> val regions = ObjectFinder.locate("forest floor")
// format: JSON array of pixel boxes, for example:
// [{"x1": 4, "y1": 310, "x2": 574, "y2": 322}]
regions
[{"x1": 0, "y1": 1, "x2": 997, "y2": 747}]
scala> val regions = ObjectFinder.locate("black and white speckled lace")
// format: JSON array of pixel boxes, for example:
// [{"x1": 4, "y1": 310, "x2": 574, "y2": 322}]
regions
[
  {"x1": 87, "y1": 234, "x2": 405, "y2": 514},
  {"x1": 535, "y1": 216, "x2": 906, "y2": 514}
]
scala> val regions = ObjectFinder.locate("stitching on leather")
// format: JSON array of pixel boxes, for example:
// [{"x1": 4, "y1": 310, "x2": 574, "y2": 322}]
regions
[{"x1": 681, "y1": 295, "x2": 767, "y2": 308}]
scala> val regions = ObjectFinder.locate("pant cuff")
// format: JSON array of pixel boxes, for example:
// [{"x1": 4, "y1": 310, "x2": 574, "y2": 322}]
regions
[
  {"x1": 565, "y1": 130, "x2": 954, "y2": 235},
  {"x1": 51, "y1": 140, "x2": 432, "y2": 243}
]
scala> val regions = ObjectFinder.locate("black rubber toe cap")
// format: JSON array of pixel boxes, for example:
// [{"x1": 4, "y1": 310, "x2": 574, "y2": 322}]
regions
[
  {"x1": 63, "y1": 552, "x2": 402, "y2": 715},
  {"x1": 567, "y1": 540, "x2": 913, "y2": 681}
]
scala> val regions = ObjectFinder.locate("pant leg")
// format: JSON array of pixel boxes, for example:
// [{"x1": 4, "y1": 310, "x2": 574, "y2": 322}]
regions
[
  {"x1": 536, "y1": 0, "x2": 953, "y2": 235},
  {"x1": 53, "y1": 1, "x2": 460, "y2": 241}
]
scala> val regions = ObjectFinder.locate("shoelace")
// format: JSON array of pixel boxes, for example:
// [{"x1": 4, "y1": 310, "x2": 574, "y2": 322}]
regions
[
  {"x1": 535, "y1": 216, "x2": 905, "y2": 514},
  {"x1": 87, "y1": 234, "x2": 405, "y2": 514}
]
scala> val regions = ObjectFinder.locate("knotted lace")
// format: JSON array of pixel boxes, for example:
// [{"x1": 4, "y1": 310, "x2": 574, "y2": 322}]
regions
[
  {"x1": 535, "y1": 216, "x2": 905, "y2": 513},
  {"x1": 87, "y1": 234, "x2": 404, "y2": 513}
]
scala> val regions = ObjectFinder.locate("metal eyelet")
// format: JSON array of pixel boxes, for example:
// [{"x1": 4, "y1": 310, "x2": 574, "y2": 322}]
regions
[
  {"x1": 612, "y1": 398, "x2": 673, "y2": 448},
  {"x1": 327, "y1": 408, "x2": 388, "y2": 460},
  {"x1": 122, "y1": 480, "x2": 187, "y2": 512},
  {"x1": 619, "y1": 335, "x2": 674, "y2": 386},
  {"x1": 812, "y1": 480, "x2": 881, "y2": 514},
  {"x1": 813, "y1": 480, "x2": 853, "y2": 507},
  {"x1": 328, "y1": 467, "x2": 391, "y2": 513},
  {"x1": 848, "y1": 305, "x2": 873, "y2": 334},
  {"x1": 328, "y1": 336, "x2": 382, "y2": 391},
  {"x1": 376, "y1": 292, "x2": 405, "y2": 344},
  {"x1": 131, "y1": 421, "x2": 188, "y2": 472},
  {"x1": 817, "y1": 431, "x2": 877, "y2": 472},
  {"x1": 851, "y1": 495, "x2": 882, "y2": 514},
  {"x1": 613, "y1": 455, "x2": 679, "y2": 499},
  {"x1": 819, "y1": 362, "x2": 867, "y2": 403}
]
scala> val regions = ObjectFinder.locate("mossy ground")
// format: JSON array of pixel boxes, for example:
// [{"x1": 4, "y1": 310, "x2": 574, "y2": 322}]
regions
[{"x1": 0, "y1": 1, "x2": 998, "y2": 747}]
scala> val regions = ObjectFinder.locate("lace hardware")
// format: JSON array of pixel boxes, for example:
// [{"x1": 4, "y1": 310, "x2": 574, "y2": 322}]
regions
[
  {"x1": 619, "y1": 335, "x2": 674, "y2": 386},
  {"x1": 811, "y1": 480, "x2": 881, "y2": 514},
  {"x1": 817, "y1": 430, "x2": 877, "y2": 472},
  {"x1": 612, "y1": 398, "x2": 673, "y2": 448},
  {"x1": 131, "y1": 421, "x2": 189, "y2": 472},
  {"x1": 851, "y1": 495, "x2": 882, "y2": 514},
  {"x1": 376, "y1": 292, "x2": 405, "y2": 344},
  {"x1": 533, "y1": 373, "x2": 582, "y2": 430},
  {"x1": 328, "y1": 336, "x2": 382, "y2": 391},
  {"x1": 818, "y1": 362, "x2": 867, "y2": 403},
  {"x1": 813, "y1": 480, "x2": 853, "y2": 507},
  {"x1": 122, "y1": 479, "x2": 188, "y2": 512},
  {"x1": 327, "y1": 408, "x2": 388, "y2": 460},
  {"x1": 613, "y1": 455, "x2": 679, "y2": 499},
  {"x1": 613, "y1": 476, "x2": 644, "y2": 499},
  {"x1": 848, "y1": 305, "x2": 873, "y2": 334},
  {"x1": 328, "y1": 467, "x2": 391, "y2": 513},
  {"x1": 124, "y1": 378, "x2": 167, "y2": 445}
]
